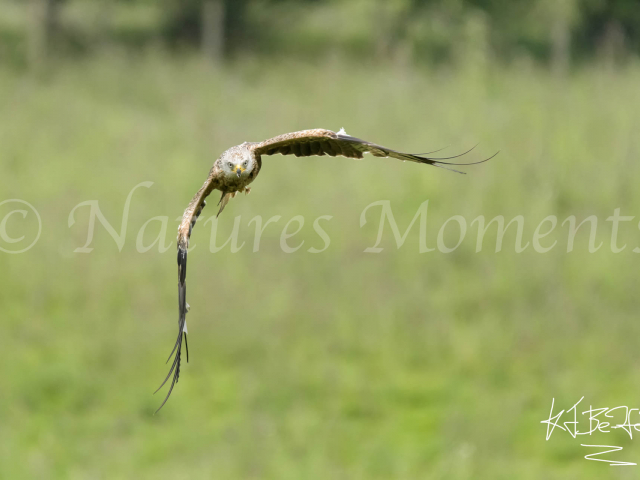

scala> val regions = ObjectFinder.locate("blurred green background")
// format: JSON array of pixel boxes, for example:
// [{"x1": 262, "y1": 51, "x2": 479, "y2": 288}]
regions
[{"x1": 2, "y1": 0, "x2": 640, "y2": 478}]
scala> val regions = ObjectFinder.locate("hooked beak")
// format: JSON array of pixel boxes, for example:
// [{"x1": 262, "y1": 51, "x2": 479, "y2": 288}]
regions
[{"x1": 235, "y1": 165, "x2": 245, "y2": 178}]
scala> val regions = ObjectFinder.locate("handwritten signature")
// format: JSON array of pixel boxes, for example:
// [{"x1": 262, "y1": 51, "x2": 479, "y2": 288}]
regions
[{"x1": 542, "y1": 397, "x2": 639, "y2": 466}]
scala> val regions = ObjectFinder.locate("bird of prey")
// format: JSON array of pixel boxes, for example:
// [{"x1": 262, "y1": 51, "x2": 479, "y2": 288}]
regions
[{"x1": 155, "y1": 128, "x2": 494, "y2": 412}]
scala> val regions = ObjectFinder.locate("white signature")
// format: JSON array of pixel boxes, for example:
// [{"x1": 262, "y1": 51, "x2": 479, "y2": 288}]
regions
[{"x1": 542, "y1": 397, "x2": 639, "y2": 466}]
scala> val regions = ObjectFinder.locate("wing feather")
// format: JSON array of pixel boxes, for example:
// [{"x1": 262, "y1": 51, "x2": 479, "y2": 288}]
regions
[
  {"x1": 251, "y1": 128, "x2": 495, "y2": 172},
  {"x1": 156, "y1": 166, "x2": 221, "y2": 413},
  {"x1": 320, "y1": 140, "x2": 335, "y2": 156},
  {"x1": 290, "y1": 142, "x2": 302, "y2": 156},
  {"x1": 299, "y1": 141, "x2": 311, "y2": 156}
]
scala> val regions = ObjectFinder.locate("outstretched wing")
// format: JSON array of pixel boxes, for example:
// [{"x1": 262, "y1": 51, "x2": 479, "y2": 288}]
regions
[
  {"x1": 251, "y1": 128, "x2": 495, "y2": 174},
  {"x1": 155, "y1": 166, "x2": 221, "y2": 413}
]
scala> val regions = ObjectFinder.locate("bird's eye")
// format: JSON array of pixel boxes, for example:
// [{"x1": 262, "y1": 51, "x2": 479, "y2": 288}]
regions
[
  {"x1": 243, "y1": 161, "x2": 248, "y2": 167},
  {"x1": 227, "y1": 162, "x2": 233, "y2": 169}
]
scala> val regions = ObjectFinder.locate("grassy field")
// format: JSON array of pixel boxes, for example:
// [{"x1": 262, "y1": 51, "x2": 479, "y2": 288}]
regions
[{"x1": 2, "y1": 53, "x2": 640, "y2": 478}]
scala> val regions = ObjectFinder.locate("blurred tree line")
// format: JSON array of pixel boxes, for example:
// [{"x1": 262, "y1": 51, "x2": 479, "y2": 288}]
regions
[{"x1": 10, "y1": 0, "x2": 640, "y2": 70}]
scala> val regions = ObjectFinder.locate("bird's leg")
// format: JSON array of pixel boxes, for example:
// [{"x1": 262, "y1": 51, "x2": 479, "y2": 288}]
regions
[{"x1": 244, "y1": 187, "x2": 251, "y2": 195}]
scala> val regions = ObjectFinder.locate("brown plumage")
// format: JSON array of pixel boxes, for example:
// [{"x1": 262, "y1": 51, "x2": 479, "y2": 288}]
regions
[{"x1": 155, "y1": 128, "x2": 495, "y2": 412}]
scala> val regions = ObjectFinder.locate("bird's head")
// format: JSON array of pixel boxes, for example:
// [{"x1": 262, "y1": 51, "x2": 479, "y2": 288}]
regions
[{"x1": 221, "y1": 151, "x2": 255, "y2": 179}]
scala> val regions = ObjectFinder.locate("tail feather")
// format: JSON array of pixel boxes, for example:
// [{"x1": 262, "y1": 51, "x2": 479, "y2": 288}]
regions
[{"x1": 217, "y1": 192, "x2": 233, "y2": 217}]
